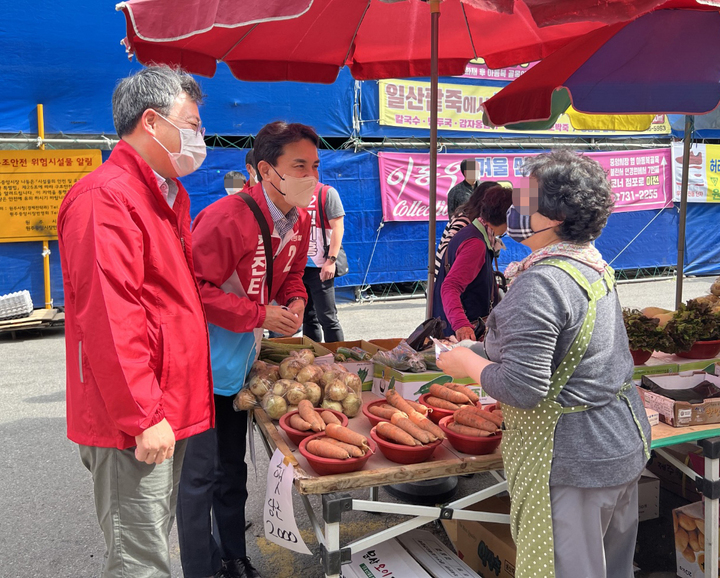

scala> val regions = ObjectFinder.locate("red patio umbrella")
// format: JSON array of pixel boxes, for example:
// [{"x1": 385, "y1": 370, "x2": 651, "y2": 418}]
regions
[
  {"x1": 482, "y1": 4, "x2": 720, "y2": 308},
  {"x1": 117, "y1": 0, "x2": 684, "y2": 314}
]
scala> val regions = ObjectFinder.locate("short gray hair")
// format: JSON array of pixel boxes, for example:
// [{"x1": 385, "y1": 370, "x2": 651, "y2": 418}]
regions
[{"x1": 112, "y1": 66, "x2": 204, "y2": 138}]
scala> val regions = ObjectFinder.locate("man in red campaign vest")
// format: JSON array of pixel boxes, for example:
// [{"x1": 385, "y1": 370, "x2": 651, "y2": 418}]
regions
[{"x1": 179, "y1": 121, "x2": 316, "y2": 578}]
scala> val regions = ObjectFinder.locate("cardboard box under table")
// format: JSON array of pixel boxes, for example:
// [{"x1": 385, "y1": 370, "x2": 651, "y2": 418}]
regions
[
  {"x1": 253, "y1": 391, "x2": 508, "y2": 578},
  {"x1": 342, "y1": 529, "x2": 476, "y2": 578},
  {"x1": 649, "y1": 422, "x2": 720, "y2": 578},
  {"x1": 639, "y1": 372, "x2": 720, "y2": 427}
]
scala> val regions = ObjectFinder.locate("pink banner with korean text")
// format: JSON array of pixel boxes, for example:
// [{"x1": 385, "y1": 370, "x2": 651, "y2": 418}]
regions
[{"x1": 378, "y1": 149, "x2": 673, "y2": 222}]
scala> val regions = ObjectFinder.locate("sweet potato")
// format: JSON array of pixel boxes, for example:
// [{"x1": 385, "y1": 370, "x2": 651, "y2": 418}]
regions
[
  {"x1": 323, "y1": 437, "x2": 364, "y2": 458},
  {"x1": 405, "y1": 399, "x2": 429, "y2": 416},
  {"x1": 446, "y1": 421, "x2": 493, "y2": 437},
  {"x1": 454, "y1": 409, "x2": 498, "y2": 432},
  {"x1": 390, "y1": 412, "x2": 433, "y2": 443},
  {"x1": 429, "y1": 383, "x2": 470, "y2": 404},
  {"x1": 445, "y1": 383, "x2": 480, "y2": 404},
  {"x1": 298, "y1": 399, "x2": 325, "y2": 432},
  {"x1": 288, "y1": 413, "x2": 313, "y2": 432},
  {"x1": 325, "y1": 423, "x2": 370, "y2": 452},
  {"x1": 320, "y1": 410, "x2": 342, "y2": 425},
  {"x1": 385, "y1": 388, "x2": 417, "y2": 415},
  {"x1": 462, "y1": 405, "x2": 504, "y2": 428},
  {"x1": 307, "y1": 439, "x2": 350, "y2": 459},
  {"x1": 425, "y1": 396, "x2": 461, "y2": 411},
  {"x1": 369, "y1": 405, "x2": 404, "y2": 420},
  {"x1": 376, "y1": 421, "x2": 420, "y2": 446},
  {"x1": 407, "y1": 410, "x2": 446, "y2": 440}
]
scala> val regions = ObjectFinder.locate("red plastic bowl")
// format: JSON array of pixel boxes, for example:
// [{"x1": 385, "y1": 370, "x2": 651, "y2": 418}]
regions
[
  {"x1": 677, "y1": 339, "x2": 720, "y2": 360},
  {"x1": 369, "y1": 426, "x2": 442, "y2": 464},
  {"x1": 279, "y1": 408, "x2": 348, "y2": 446},
  {"x1": 630, "y1": 348, "x2": 653, "y2": 365},
  {"x1": 298, "y1": 432, "x2": 376, "y2": 476},
  {"x1": 438, "y1": 415, "x2": 502, "y2": 456},
  {"x1": 419, "y1": 393, "x2": 466, "y2": 424},
  {"x1": 361, "y1": 399, "x2": 395, "y2": 427}
]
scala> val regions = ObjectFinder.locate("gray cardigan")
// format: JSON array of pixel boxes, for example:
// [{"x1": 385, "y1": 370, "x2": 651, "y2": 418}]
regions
[{"x1": 481, "y1": 257, "x2": 651, "y2": 488}]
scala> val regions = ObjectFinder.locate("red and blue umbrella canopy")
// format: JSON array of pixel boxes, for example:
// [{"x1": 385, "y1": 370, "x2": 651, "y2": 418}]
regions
[{"x1": 483, "y1": 5, "x2": 720, "y2": 129}]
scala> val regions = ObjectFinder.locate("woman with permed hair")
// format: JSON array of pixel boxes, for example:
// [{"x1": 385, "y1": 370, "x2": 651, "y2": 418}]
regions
[
  {"x1": 432, "y1": 184, "x2": 512, "y2": 340},
  {"x1": 438, "y1": 150, "x2": 651, "y2": 578}
]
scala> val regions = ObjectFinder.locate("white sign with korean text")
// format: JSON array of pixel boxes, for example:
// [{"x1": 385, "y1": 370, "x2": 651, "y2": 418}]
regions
[{"x1": 263, "y1": 449, "x2": 312, "y2": 555}]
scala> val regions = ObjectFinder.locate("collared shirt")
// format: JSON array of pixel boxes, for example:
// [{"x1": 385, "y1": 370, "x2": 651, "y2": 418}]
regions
[
  {"x1": 262, "y1": 185, "x2": 299, "y2": 238},
  {"x1": 152, "y1": 170, "x2": 178, "y2": 209}
]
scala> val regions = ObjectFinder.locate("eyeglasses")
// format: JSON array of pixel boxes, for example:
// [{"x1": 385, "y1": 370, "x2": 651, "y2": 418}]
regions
[{"x1": 154, "y1": 111, "x2": 205, "y2": 138}]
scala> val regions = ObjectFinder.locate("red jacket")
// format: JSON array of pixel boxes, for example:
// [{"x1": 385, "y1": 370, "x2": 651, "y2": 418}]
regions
[
  {"x1": 58, "y1": 141, "x2": 214, "y2": 449},
  {"x1": 191, "y1": 184, "x2": 310, "y2": 394},
  {"x1": 192, "y1": 183, "x2": 310, "y2": 332}
]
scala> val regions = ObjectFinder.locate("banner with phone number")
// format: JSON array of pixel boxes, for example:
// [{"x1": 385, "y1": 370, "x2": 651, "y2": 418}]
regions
[
  {"x1": 378, "y1": 149, "x2": 672, "y2": 222},
  {"x1": 379, "y1": 79, "x2": 671, "y2": 136}
]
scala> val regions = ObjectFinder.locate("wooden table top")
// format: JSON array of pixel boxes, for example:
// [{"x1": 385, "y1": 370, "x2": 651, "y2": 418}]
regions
[{"x1": 253, "y1": 393, "x2": 720, "y2": 495}]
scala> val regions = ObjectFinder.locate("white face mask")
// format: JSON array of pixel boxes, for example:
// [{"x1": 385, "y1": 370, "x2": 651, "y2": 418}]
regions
[
  {"x1": 270, "y1": 166, "x2": 317, "y2": 208},
  {"x1": 154, "y1": 113, "x2": 206, "y2": 177}
]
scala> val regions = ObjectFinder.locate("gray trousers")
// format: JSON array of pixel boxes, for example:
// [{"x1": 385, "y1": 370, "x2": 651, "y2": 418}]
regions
[
  {"x1": 551, "y1": 477, "x2": 640, "y2": 578},
  {"x1": 79, "y1": 440, "x2": 188, "y2": 578}
]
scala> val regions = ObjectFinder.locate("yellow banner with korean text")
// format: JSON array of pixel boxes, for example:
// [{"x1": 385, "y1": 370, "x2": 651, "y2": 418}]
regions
[
  {"x1": 378, "y1": 79, "x2": 671, "y2": 136},
  {"x1": 0, "y1": 149, "x2": 102, "y2": 243}
]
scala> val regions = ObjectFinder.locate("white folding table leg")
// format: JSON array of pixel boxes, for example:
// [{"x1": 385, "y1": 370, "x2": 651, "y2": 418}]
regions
[
  {"x1": 698, "y1": 438, "x2": 720, "y2": 578},
  {"x1": 324, "y1": 520, "x2": 341, "y2": 578}
]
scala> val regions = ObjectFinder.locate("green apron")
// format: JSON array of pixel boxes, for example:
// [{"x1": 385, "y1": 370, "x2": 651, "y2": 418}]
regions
[{"x1": 500, "y1": 259, "x2": 650, "y2": 578}]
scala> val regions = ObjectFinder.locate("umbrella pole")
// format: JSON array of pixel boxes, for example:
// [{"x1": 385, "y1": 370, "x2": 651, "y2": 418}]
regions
[
  {"x1": 425, "y1": 0, "x2": 440, "y2": 319},
  {"x1": 675, "y1": 114, "x2": 694, "y2": 309}
]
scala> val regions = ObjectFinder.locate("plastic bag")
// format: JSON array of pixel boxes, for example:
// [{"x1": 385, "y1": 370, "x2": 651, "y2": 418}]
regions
[
  {"x1": 319, "y1": 364, "x2": 363, "y2": 417},
  {"x1": 372, "y1": 340, "x2": 427, "y2": 373}
]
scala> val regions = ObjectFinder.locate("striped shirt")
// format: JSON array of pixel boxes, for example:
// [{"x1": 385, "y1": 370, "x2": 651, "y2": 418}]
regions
[
  {"x1": 434, "y1": 214, "x2": 471, "y2": 278},
  {"x1": 262, "y1": 185, "x2": 299, "y2": 238}
]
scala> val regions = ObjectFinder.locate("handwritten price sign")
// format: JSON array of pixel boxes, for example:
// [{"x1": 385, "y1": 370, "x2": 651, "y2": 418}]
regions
[{"x1": 263, "y1": 449, "x2": 311, "y2": 555}]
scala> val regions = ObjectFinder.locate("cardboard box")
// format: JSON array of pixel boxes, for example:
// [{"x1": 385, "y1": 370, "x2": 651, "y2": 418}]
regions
[
  {"x1": 342, "y1": 536, "x2": 431, "y2": 578},
  {"x1": 645, "y1": 406, "x2": 660, "y2": 427},
  {"x1": 638, "y1": 471, "x2": 660, "y2": 522},
  {"x1": 450, "y1": 487, "x2": 659, "y2": 576},
  {"x1": 397, "y1": 530, "x2": 478, "y2": 578},
  {"x1": 453, "y1": 496, "x2": 516, "y2": 578},
  {"x1": 368, "y1": 338, "x2": 404, "y2": 350},
  {"x1": 633, "y1": 351, "x2": 719, "y2": 381},
  {"x1": 342, "y1": 530, "x2": 476, "y2": 578},
  {"x1": 646, "y1": 443, "x2": 702, "y2": 502},
  {"x1": 267, "y1": 336, "x2": 333, "y2": 360},
  {"x1": 639, "y1": 372, "x2": 720, "y2": 427},
  {"x1": 320, "y1": 340, "x2": 387, "y2": 391},
  {"x1": 673, "y1": 501, "x2": 718, "y2": 577},
  {"x1": 372, "y1": 363, "x2": 494, "y2": 404}
]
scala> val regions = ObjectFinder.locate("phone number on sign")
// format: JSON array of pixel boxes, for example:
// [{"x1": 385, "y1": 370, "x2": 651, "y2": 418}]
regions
[{"x1": 612, "y1": 189, "x2": 659, "y2": 204}]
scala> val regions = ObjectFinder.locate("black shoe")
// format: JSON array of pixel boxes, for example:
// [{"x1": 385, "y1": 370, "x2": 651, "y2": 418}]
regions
[
  {"x1": 208, "y1": 567, "x2": 234, "y2": 578},
  {"x1": 224, "y1": 557, "x2": 262, "y2": 578}
]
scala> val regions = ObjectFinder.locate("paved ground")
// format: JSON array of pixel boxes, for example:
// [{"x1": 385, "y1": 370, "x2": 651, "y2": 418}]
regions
[{"x1": 0, "y1": 275, "x2": 714, "y2": 577}]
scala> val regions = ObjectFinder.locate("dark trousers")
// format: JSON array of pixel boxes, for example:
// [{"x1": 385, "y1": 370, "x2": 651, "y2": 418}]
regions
[
  {"x1": 177, "y1": 394, "x2": 248, "y2": 578},
  {"x1": 302, "y1": 267, "x2": 344, "y2": 343}
]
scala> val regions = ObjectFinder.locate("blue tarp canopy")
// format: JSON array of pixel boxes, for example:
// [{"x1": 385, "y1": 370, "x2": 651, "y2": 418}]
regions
[
  {"x1": 3, "y1": 148, "x2": 687, "y2": 308},
  {"x1": 0, "y1": 1, "x2": 354, "y2": 137}
]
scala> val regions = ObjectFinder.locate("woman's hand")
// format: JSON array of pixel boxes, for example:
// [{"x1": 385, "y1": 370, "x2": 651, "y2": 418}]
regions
[
  {"x1": 437, "y1": 347, "x2": 473, "y2": 379},
  {"x1": 455, "y1": 326, "x2": 475, "y2": 342},
  {"x1": 437, "y1": 346, "x2": 493, "y2": 383}
]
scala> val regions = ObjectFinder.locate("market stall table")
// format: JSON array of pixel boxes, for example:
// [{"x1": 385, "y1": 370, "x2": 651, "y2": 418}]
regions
[{"x1": 254, "y1": 392, "x2": 720, "y2": 578}]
